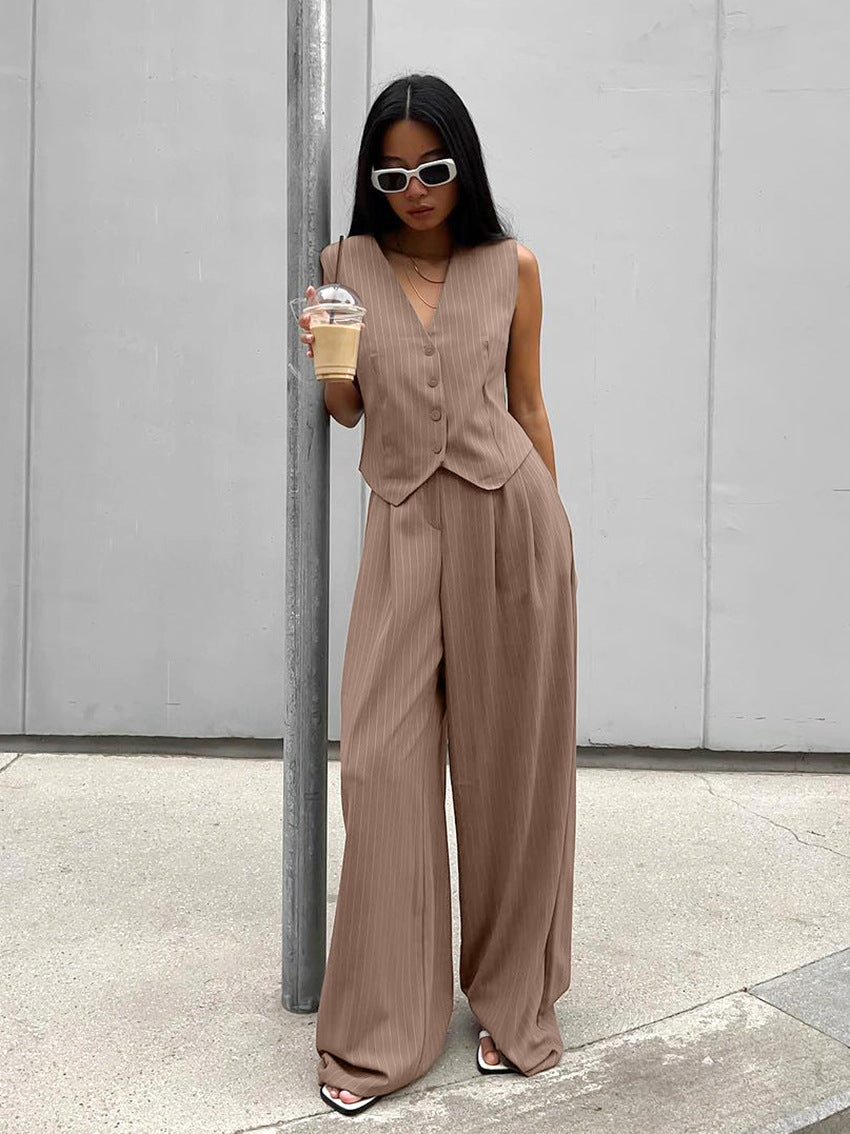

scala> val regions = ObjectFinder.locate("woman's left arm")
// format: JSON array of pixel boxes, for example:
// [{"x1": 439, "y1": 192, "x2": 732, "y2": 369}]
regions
[{"x1": 505, "y1": 242, "x2": 557, "y2": 486}]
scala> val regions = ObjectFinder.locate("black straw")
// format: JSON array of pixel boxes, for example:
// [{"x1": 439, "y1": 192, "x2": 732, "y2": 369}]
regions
[{"x1": 330, "y1": 235, "x2": 345, "y2": 324}]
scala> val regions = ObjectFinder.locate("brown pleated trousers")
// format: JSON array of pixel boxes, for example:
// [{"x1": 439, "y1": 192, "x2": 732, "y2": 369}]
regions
[{"x1": 316, "y1": 443, "x2": 578, "y2": 1097}]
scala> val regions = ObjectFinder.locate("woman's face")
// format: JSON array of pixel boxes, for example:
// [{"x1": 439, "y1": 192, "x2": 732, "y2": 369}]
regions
[{"x1": 376, "y1": 119, "x2": 459, "y2": 233}]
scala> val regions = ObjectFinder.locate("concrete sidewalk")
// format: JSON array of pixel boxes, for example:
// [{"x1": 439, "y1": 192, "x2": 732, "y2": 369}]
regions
[{"x1": 1, "y1": 750, "x2": 849, "y2": 1133}]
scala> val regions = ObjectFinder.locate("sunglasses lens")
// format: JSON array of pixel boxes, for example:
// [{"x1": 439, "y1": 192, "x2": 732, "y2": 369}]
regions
[
  {"x1": 421, "y1": 161, "x2": 452, "y2": 186},
  {"x1": 376, "y1": 170, "x2": 407, "y2": 192}
]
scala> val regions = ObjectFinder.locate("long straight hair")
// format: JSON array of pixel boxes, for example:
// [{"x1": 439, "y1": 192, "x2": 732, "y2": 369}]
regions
[{"x1": 347, "y1": 74, "x2": 515, "y2": 248}]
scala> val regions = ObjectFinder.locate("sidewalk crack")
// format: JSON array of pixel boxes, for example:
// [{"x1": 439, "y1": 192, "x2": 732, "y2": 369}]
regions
[{"x1": 691, "y1": 772, "x2": 850, "y2": 861}]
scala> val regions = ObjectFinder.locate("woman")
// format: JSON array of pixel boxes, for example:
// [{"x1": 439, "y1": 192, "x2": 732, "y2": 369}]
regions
[{"x1": 299, "y1": 73, "x2": 578, "y2": 1117}]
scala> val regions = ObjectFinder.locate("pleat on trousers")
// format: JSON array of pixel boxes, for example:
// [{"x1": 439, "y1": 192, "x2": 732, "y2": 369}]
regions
[{"x1": 315, "y1": 441, "x2": 578, "y2": 1097}]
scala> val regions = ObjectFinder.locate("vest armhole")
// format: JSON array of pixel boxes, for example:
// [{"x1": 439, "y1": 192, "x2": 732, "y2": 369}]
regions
[
  {"x1": 318, "y1": 245, "x2": 330, "y2": 285},
  {"x1": 510, "y1": 237, "x2": 520, "y2": 323}
]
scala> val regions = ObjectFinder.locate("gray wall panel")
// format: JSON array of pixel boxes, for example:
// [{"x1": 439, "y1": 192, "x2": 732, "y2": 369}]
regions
[
  {"x1": 28, "y1": 2, "x2": 288, "y2": 735},
  {"x1": 578, "y1": 87, "x2": 715, "y2": 746},
  {"x1": 710, "y1": 1, "x2": 850, "y2": 750},
  {"x1": 0, "y1": 1, "x2": 32, "y2": 731}
]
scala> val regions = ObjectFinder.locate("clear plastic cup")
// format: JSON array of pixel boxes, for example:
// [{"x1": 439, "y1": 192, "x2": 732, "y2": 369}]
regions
[{"x1": 289, "y1": 283, "x2": 366, "y2": 382}]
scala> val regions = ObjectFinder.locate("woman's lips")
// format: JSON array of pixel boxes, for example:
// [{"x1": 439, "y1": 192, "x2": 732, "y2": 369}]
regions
[{"x1": 408, "y1": 206, "x2": 433, "y2": 215}]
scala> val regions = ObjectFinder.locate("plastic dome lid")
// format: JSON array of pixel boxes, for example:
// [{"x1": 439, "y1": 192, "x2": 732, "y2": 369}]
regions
[{"x1": 313, "y1": 282, "x2": 363, "y2": 307}]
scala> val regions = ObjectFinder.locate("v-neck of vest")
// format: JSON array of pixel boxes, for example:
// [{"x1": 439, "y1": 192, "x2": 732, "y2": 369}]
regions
[{"x1": 369, "y1": 233, "x2": 460, "y2": 339}]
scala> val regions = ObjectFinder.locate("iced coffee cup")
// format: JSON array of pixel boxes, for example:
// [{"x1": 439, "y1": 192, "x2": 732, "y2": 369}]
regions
[{"x1": 301, "y1": 283, "x2": 366, "y2": 382}]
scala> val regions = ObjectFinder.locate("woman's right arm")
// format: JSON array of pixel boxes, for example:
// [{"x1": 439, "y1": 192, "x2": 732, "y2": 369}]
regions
[{"x1": 316, "y1": 253, "x2": 364, "y2": 428}]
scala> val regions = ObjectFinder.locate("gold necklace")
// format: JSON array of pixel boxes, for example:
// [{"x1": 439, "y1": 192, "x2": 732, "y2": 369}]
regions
[{"x1": 391, "y1": 235, "x2": 450, "y2": 309}]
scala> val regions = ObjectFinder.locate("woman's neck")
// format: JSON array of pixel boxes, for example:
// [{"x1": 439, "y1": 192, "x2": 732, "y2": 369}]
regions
[{"x1": 384, "y1": 225, "x2": 453, "y2": 261}]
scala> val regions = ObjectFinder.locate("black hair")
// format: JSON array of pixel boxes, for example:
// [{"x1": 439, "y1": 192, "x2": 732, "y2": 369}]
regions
[{"x1": 347, "y1": 74, "x2": 515, "y2": 248}]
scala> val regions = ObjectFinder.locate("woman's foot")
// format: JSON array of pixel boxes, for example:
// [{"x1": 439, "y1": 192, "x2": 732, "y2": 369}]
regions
[
  {"x1": 479, "y1": 1033, "x2": 506, "y2": 1066},
  {"x1": 324, "y1": 1085, "x2": 363, "y2": 1104},
  {"x1": 319, "y1": 1083, "x2": 380, "y2": 1115}
]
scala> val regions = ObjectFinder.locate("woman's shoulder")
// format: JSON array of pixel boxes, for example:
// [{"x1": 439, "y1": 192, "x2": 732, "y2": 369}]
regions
[
  {"x1": 319, "y1": 234, "x2": 371, "y2": 282},
  {"x1": 476, "y1": 235, "x2": 538, "y2": 278},
  {"x1": 320, "y1": 233, "x2": 370, "y2": 262},
  {"x1": 515, "y1": 240, "x2": 539, "y2": 272},
  {"x1": 514, "y1": 240, "x2": 541, "y2": 297}
]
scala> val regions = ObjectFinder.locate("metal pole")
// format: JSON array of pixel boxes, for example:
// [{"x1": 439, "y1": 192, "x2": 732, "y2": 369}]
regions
[{"x1": 282, "y1": 0, "x2": 330, "y2": 1013}]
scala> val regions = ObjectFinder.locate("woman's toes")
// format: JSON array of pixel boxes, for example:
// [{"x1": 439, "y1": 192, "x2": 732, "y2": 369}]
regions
[{"x1": 324, "y1": 1083, "x2": 364, "y2": 1102}]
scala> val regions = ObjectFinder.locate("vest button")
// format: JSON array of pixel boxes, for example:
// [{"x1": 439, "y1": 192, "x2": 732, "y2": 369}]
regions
[
  {"x1": 432, "y1": 441, "x2": 442, "y2": 453},
  {"x1": 430, "y1": 408, "x2": 441, "y2": 420},
  {"x1": 427, "y1": 375, "x2": 439, "y2": 387},
  {"x1": 424, "y1": 343, "x2": 435, "y2": 355}
]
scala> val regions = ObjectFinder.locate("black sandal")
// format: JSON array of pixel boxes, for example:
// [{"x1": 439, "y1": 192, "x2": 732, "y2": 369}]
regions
[{"x1": 319, "y1": 1083, "x2": 381, "y2": 1115}]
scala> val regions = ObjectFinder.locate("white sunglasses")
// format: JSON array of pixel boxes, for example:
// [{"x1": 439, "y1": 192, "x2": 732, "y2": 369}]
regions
[{"x1": 370, "y1": 157, "x2": 457, "y2": 194}]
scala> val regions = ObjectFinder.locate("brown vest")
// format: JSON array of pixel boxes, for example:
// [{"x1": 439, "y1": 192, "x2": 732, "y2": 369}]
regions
[{"x1": 319, "y1": 233, "x2": 533, "y2": 506}]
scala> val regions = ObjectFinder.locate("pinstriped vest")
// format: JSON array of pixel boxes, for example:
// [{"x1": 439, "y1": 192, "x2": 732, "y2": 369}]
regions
[{"x1": 318, "y1": 233, "x2": 533, "y2": 507}]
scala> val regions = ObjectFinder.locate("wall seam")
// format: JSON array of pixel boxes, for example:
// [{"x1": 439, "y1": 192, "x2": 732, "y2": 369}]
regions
[
  {"x1": 702, "y1": 0, "x2": 724, "y2": 748},
  {"x1": 21, "y1": 0, "x2": 38, "y2": 734}
]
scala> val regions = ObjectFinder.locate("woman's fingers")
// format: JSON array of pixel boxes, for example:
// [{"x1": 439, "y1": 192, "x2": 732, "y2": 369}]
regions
[
  {"x1": 298, "y1": 284, "x2": 318, "y2": 330},
  {"x1": 298, "y1": 283, "x2": 319, "y2": 355}
]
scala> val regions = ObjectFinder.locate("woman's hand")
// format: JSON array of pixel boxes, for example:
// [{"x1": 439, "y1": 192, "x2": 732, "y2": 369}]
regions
[
  {"x1": 298, "y1": 279, "x2": 363, "y2": 425},
  {"x1": 298, "y1": 284, "x2": 329, "y2": 358}
]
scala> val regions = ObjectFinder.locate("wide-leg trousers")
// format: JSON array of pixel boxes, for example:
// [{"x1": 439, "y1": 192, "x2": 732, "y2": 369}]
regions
[{"x1": 315, "y1": 443, "x2": 578, "y2": 1097}]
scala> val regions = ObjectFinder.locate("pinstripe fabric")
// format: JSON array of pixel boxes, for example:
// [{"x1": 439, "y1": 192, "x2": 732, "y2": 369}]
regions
[
  {"x1": 318, "y1": 234, "x2": 534, "y2": 506},
  {"x1": 315, "y1": 236, "x2": 578, "y2": 1099}
]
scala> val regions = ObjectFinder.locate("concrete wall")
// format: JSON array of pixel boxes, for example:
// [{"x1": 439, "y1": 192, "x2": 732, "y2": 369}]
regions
[
  {"x1": 710, "y1": 4, "x2": 850, "y2": 750},
  {"x1": 2, "y1": 1, "x2": 291, "y2": 737},
  {"x1": 0, "y1": 2, "x2": 31, "y2": 732},
  {"x1": 2, "y1": 1, "x2": 847, "y2": 750}
]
